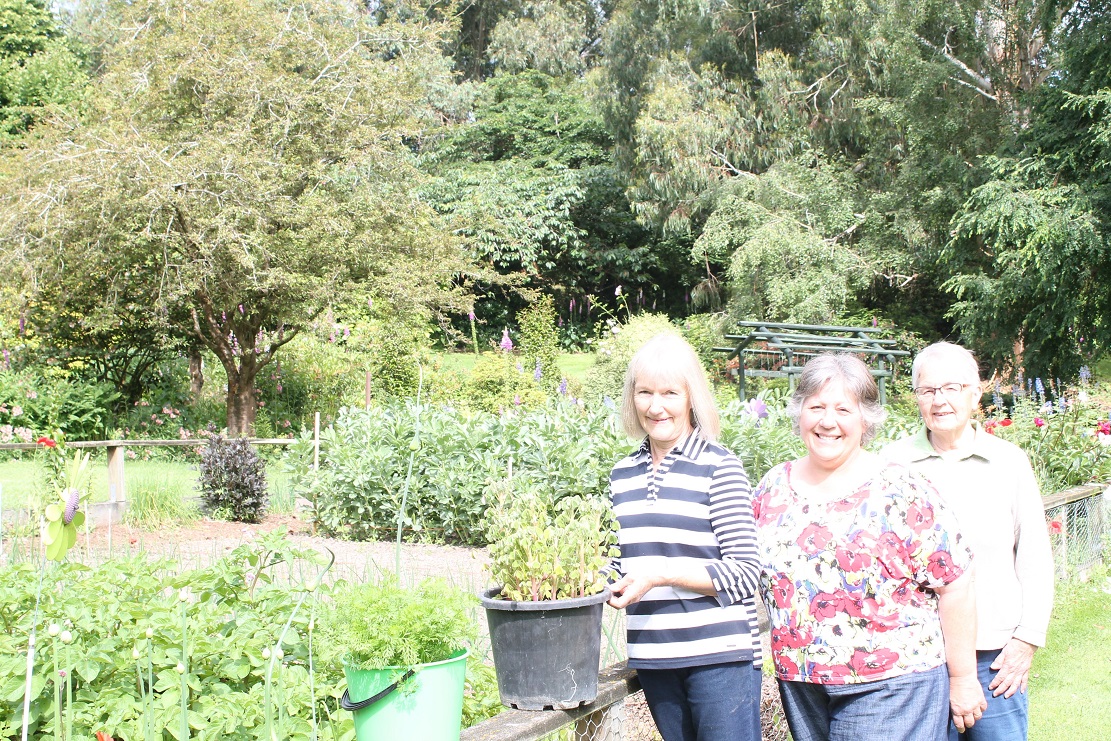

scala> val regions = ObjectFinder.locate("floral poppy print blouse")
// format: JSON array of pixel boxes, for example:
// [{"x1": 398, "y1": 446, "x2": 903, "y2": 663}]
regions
[{"x1": 753, "y1": 461, "x2": 972, "y2": 685}]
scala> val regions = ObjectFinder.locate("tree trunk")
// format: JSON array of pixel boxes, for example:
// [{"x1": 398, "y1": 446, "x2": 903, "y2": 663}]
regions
[
  {"x1": 189, "y1": 350, "x2": 204, "y2": 397},
  {"x1": 226, "y1": 377, "x2": 257, "y2": 437}
]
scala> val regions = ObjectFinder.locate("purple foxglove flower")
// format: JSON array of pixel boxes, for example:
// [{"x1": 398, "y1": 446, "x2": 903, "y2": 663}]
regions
[
  {"x1": 468, "y1": 311, "x2": 476, "y2": 321},
  {"x1": 513, "y1": 394, "x2": 522, "y2": 406},
  {"x1": 500, "y1": 328, "x2": 514, "y2": 352},
  {"x1": 559, "y1": 378, "x2": 568, "y2": 396},
  {"x1": 63, "y1": 488, "x2": 81, "y2": 525},
  {"x1": 744, "y1": 398, "x2": 769, "y2": 420}
]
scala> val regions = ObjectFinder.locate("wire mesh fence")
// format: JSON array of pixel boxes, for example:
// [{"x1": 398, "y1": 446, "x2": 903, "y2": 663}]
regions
[{"x1": 1045, "y1": 484, "x2": 1109, "y2": 578}]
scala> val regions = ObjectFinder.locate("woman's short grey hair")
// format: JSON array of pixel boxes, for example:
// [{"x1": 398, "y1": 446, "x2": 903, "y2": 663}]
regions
[
  {"x1": 786, "y1": 353, "x2": 887, "y2": 445},
  {"x1": 911, "y1": 342, "x2": 981, "y2": 387},
  {"x1": 621, "y1": 333, "x2": 720, "y2": 441}
]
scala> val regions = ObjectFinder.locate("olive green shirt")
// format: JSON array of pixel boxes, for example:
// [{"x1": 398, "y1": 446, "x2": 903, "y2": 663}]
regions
[{"x1": 883, "y1": 422, "x2": 1054, "y2": 650}]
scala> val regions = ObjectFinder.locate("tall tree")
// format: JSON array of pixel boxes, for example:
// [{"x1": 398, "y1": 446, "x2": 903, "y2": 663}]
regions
[{"x1": 0, "y1": 0, "x2": 464, "y2": 434}]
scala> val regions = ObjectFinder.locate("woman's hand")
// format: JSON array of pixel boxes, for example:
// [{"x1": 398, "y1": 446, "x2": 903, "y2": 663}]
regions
[
  {"x1": 988, "y1": 638, "x2": 1036, "y2": 698},
  {"x1": 607, "y1": 573, "x2": 660, "y2": 609},
  {"x1": 949, "y1": 671, "x2": 987, "y2": 733}
]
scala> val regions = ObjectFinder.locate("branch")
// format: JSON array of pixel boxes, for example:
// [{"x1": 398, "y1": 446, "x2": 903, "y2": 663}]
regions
[{"x1": 914, "y1": 33, "x2": 996, "y2": 100}]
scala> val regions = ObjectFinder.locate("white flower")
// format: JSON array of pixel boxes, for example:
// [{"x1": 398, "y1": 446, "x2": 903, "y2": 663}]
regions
[
  {"x1": 48, "y1": 624, "x2": 60, "y2": 637},
  {"x1": 175, "y1": 662, "x2": 186, "y2": 674},
  {"x1": 60, "y1": 630, "x2": 73, "y2": 644}
]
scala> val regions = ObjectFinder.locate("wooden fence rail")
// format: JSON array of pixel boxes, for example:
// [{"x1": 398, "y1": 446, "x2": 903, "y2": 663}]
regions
[{"x1": 0, "y1": 438, "x2": 294, "y2": 524}]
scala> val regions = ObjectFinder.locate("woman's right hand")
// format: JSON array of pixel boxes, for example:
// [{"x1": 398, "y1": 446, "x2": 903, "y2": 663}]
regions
[
  {"x1": 607, "y1": 573, "x2": 659, "y2": 610},
  {"x1": 949, "y1": 672, "x2": 987, "y2": 732}
]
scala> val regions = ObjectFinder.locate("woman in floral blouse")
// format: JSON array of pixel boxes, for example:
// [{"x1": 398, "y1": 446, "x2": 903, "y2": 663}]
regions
[{"x1": 753, "y1": 354, "x2": 986, "y2": 741}]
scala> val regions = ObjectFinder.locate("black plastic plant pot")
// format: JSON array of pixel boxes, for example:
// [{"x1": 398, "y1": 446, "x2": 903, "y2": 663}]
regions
[{"x1": 480, "y1": 586, "x2": 610, "y2": 711}]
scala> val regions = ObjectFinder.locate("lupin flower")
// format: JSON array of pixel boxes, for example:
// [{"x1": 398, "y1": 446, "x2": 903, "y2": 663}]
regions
[
  {"x1": 1035, "y1": 378, "x2": 1044, "y2": 395},
  {"x1": 534, "y1": 360, "x2": 542, "y2": 382},
  {"x1": 558, "y1": 378, "x2": 568, "y2": 396},
  {"x1": 1079, "y1": 366, "x2": 1092, "y2": 384},
  {"x1": 62, "y1": 488, "x2": 81, "y2": 525}
]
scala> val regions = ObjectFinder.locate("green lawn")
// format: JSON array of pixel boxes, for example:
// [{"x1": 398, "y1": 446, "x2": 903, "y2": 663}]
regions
[
  {"x1": 1029, "y1": 574, "x2": 1111, "y2": 740},
  {"x1": 0, "y1": 458, "x2": 295, "y2": 512}
]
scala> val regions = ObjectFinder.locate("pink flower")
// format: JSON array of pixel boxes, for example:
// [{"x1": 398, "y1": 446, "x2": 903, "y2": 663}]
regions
[
  {"x1": 1048, "y1": 520, "x2": 1063, "y2": 535},
  {"x1": 1096, "y1": 421, "x2": 1111, "y2": 436},
  {"x1": 1034, "y1": 417, "x2": 1046, "y2": 428}
]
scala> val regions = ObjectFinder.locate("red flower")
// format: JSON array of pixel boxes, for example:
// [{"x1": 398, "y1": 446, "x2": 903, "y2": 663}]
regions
[
  {"x1": 835, "y1": 546, "x2": 871, "y2": 572},
  {"x1": 770, "y1": 577, "x2": 796, "y2": 609},
  {"x1": 1034, "y1": 417, "x2": 1046, "y2": 428},
  {"x1": 927, "y1": 550, "x2": 961, "y2": 581},
  {"x1": 1048, "y1": 520, "x2": 1063, "y2": 535},
  {"x1": 859, "y1": 597, "x2": 903, "y2": 630},
  {"x1": 1096, "y1": 421, "x2": 1111, "y2": 436},
  {"x1": 875, "y1": 531, "x2": 911, "y2": 579},
  {"x1": 796, "y1": 523, "x2": 834, "y2": 554},
  {"x1": 809, "y1": 592, "x2": 843, "y2": 621},
  {"x1": 96, "y1": 733, "x2": 115, "y2": 741},
  {"x1": 999, "y1": 418, "x2": 1012, "y2": 427},
  {"x1": 775, "y1": 654, "x2": 801, "y2": 678},
  {"x1": 771, "y1": 624, "x2": 813, "y2": 651},
  {"x1": 905, "y1": 502, "x2": 935, "y2": 534},
  {"x1": 37, "y1": 436, "x2": 57, "y2": 448},
  {"x1": 810, "y1": 663, "x2": 852, "y2": 683},
  {"x1": 849, "y1": 648, "x2": 900, "y2": 678}
]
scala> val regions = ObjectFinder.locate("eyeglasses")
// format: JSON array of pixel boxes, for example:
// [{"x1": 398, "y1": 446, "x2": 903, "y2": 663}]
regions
[{"x1": 913, "y1": 383, "x2": 970, "y2": 401}]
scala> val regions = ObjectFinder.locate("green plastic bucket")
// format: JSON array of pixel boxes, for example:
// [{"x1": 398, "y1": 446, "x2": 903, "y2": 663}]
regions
[{"x1": 342, "y1": 649, "x2": 468, "y2": 741}]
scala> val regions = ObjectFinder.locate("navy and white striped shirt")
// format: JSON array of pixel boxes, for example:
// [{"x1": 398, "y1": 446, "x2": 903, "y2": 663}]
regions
[{"x1": 610, "y1": 431, "x2": 762, "y2": 670}]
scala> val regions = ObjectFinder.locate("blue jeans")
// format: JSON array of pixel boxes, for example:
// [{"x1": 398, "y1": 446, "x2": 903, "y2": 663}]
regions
[
  {"x1": 948, "y1": 649, "x2": 1029, "y2": 741},
  {"x1": 778, "y1": 664, "x2": 950, "y2": 741},
  {"x1": 637, "y1": 661, "x2": 761, "y2": 741}
]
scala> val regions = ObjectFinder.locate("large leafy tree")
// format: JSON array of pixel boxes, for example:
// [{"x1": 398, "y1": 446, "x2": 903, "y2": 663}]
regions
[{"x1": 0, "y1": 0, "x2": 463, "y2": 434}]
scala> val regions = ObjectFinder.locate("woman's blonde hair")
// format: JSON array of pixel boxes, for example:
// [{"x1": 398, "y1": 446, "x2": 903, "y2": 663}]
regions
[{"x1": 621, "y1": 333, "x2": 720, "y2": 441}]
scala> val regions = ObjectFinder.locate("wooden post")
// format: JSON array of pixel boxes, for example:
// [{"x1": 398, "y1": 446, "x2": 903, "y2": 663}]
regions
[
  {"x1": 313, "y1": 412, "x2": 320, "y2": 471},
  {"x1": 365, "y1": 370, "x2": 372, "y2": 408},
  {"x1": 106, "y1": 444, "x2": 127, "y2": 506}
]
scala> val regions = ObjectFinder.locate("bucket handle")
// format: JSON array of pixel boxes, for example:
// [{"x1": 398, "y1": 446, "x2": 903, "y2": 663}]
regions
[{"x1": 339, "y1": 668, "x2": 415, "y2": 712}]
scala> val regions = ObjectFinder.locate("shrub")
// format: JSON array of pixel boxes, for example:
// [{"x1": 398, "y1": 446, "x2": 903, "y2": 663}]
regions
[
  {"x1": 583, "y1": 312, "x2": 681, "y2": 400},
  {"x1": 462, "y1": 353, "x2": 547, "y2": 413},
  {"x1": 516, "y1": 295, "x2": 560, "y2": 381},
  {"x1": 197, "y1": 435, "x2": 269, "y2": 522}
]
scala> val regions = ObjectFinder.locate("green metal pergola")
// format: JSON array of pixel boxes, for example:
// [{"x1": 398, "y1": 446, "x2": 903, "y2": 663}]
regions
[{"x1": 713, "y1": 321, "x2": 910, "y2": 404}]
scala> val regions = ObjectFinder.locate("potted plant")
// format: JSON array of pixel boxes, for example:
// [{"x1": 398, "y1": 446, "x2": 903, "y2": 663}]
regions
[
  {"x1": 319, "y1": 575, "x2": 474, "y2": 741},
  {"x1": 479, "y1": 479, "x2": 619, "y2": 710}
]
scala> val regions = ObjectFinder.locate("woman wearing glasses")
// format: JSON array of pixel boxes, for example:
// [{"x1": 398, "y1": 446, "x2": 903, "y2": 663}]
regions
[
  {"x1": 753, "y1": 353, "x2": 986, "y2": 741},
  {"x1": 884, "y1": 342, "x2": 1053, "y2": 741}
]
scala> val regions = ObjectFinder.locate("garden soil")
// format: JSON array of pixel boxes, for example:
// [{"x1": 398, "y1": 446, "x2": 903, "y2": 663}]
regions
[{"x1": 72, "y1": 513, "x2": 785, "y2": 741}]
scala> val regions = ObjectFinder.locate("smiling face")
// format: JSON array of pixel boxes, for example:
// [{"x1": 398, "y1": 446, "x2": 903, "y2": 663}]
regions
[
  {"x1": 633, "y1": 372, "x2": 694, "y2": 458},
  {"x1": 798, "y1": 379, "x2": 866, "y2": 472},
  {"x1": 914, "y1": 359, "x2": 979, "y2": 447}
]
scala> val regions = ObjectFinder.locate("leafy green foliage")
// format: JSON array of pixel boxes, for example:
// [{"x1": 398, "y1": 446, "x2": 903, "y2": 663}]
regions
[
  {"x1": 318, "y1": 575, "x2": 474, "y2": 671},
  {"x1": 584, "y1": 312, "x2": 678, "y2": 401},
  {"x1": 462, "y1": 352, "x2": 548, "y2": 413},
  {"x1": 0, "y1": 535, "x2": 349, "y2": 740},
  {"x1": 516, "y1": 294, "x2": 560, "y2": 380},
  {"x1": 0, "y1": 369, "x2": 117, "y2": 441},
  {"x1": 1, "y1": 0, "x2": 464, "y2": 435},
  {"x1": 944, "y1": 157, "x2": 1109, "y2": 378},
  {"x1": 291, "y1": 398, "x2": 628, "y2": 545},
  {"x1": 483, "y1": 481, "x2": 619, "y2": 601},
  {"x1": 197, "y1": 436, "x2": 268, "y2": 523}
]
